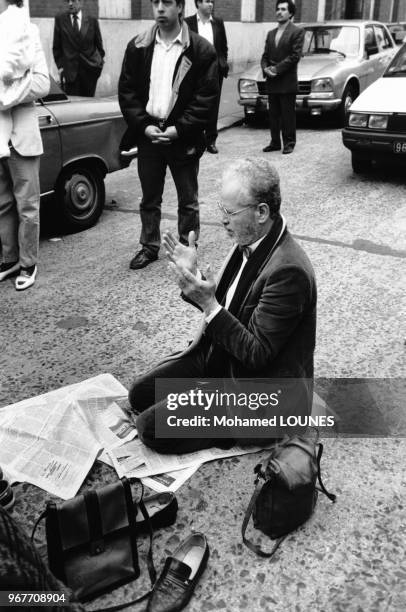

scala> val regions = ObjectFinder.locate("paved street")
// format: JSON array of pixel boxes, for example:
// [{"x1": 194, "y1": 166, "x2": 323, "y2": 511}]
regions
[{"x1": 1, "y1": 118, "x2": 406, "y2": 611}]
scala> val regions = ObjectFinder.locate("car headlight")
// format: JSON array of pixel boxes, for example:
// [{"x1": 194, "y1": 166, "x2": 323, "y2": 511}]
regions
[
  {"x1": 348, "y1": 113, "x2": 368, "y2": 128},
  {"x1": 311, "y1": 78, "x2": 334, "y2": 93},
  {"x1": 368, "y1": 114, "x2": 389, "y2": 129},
  {"x1": 239, "y1": 79, "x2": 259, "y2": 96}
]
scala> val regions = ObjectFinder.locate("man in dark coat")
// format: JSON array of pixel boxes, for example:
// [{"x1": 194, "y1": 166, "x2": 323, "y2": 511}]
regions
[
  {"x1": 261, "y1": 0, "x2": 304, "y2": 154},
  {"x1": 185, "y1": 0, "x2": 229, "y2": 154},
  {"x1": 129, "y1": 158, "x2": 317, "y2": 454},
  {"x1": 118, "y1": 0, "x2": 219, "y2": 271},
  {"x1": 52, "y1": 0, "x2": 105, "y2": 97}
]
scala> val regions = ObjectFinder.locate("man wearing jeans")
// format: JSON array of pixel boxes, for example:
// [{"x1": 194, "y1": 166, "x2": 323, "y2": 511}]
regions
[{"x1": 118, "y1": 0, "x2": 219, "y2": 270}]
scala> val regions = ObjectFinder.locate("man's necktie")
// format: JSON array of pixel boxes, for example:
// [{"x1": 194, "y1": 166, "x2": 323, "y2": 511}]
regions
[{"x1": 73, "y1": 14, "x2": 79, "y2": 33}]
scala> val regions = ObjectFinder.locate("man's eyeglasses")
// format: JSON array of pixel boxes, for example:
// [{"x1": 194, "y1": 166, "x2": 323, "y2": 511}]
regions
[{"x1": 217, "y1": 201, "x2": 257, "y2": 218}]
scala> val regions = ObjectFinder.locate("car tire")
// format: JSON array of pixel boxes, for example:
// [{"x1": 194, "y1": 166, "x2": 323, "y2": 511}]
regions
[
  {"x1": 55, "y1": 163, "x2": 105, "y2": 231},
  {"x1": 351, "y1": 153, "x2": 372, "y2": 174},
  {"x1": 338, "y1": 84, "x2": 357, "y2": 126}
]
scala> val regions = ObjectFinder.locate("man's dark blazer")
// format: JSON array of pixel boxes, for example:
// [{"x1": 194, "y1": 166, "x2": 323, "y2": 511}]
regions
[
  {"x1": 118, "y1": 23, "x2": 219, "y2": 151},
  {"x1": 260, "y1": 21, "x2": 304, "y2": 94},
  {"x1": 52, "y1": 12, "x2": 105, "y2": 83},
  {"x1": 175, "y1": 214, "x2": 317, "y2": 415},
  {"x1": 185, "y1": 14, "x2": 229, "y2": 78}
]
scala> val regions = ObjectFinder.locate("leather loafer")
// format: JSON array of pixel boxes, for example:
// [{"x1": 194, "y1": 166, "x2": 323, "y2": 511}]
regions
[
  {"x1": 147, "y1": 532, "x2": 209, "y2": 612},
  {"x1": 135, "y1": 492, "x2": 178, "y2": 533},
  {"x1": 282, "y1": 145, "x2": 295, "y2": 154},
  {"x1": 130, "y1": 249, "x2": 158, "y2": 270},
  {"x1": 206, "y1": 144, "x2": 218, "y2": 154},
  {"x1": 262, "y1": 143, "x2": 281, "y2": 152}
]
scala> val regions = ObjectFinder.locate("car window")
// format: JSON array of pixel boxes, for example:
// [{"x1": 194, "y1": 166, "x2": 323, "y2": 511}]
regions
[
  {"x1": 385, "y1": 43, "x2": 406, "y2": 76},
  {"x1": 364, "y1": 25, "x2": 378, "y2": 55},
  {"x1": 374, "y1": 25, "x2": 393, "y2": 51},
  {"x1": 303, "y1": 26, "x2": 360, "y2": 57}
]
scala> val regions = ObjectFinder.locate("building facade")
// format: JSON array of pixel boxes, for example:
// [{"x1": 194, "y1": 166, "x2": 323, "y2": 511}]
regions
[
  {"x1": 30, "y1": 0, "x2": 406, "y2": 22},
  {"x1": 29, "y1": 0, "x2": 406, "y2": 96}
]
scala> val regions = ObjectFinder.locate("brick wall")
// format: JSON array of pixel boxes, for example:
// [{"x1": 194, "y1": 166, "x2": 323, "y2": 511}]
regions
[
  {"x1": 30, "y1": 0, "x2": 99, "y2": 18},
  {"x1": 215, "y1": 0, "x2": 241, "y2": 22}
]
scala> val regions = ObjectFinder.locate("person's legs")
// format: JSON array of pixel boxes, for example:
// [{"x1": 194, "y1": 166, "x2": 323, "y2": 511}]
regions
[
  {"x1": 0, "y1": 110, "x2": 12, "y2": 158},
  {"x1": 0, "y1": 159, "x2": 19, "y2": 265},
  {"x1": 7, "y1": 151, "x2": 40, "y2": 269},
  {"x1": 130, "y1": 348, "x2": 218, "y2": 453},
  {"x1": 267, "y1": 94, "x2": 282, "y2": 147},
  {"x1": 77, "y1": 69, "x2": 99, "y2": 97},
  {"x1": 280, "y1": 93, "x2": 297, "y2": 148},
  {"x1": 169, "y1": 154, "x2": 200, "y2": 247},
  {"x1": 206, "y1": 75, "x2": 223, "y2": 147},
  {"x1": 64, "y1": 79, "x2": 81, "y2": 96},
  {"x1": 137, "y1": 145, "x2": 167, "y2": 254}
]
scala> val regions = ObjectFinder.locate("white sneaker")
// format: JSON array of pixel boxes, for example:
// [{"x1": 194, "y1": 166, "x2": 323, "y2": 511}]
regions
[
  {"x1": 15, "y1": 265, "x2": 37, "y2": 291},
  {"x1": 0, "y1": 261, "x2": 19, "y2": 281}
]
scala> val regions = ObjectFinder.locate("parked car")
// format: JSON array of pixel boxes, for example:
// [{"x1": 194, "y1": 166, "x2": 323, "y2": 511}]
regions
[
  {"x1": 37, "y1": 78, "x2": 134, "y2": 231},
  {"x1": 386, "y1": 22, "x2": 406, "y2": 45},
  {"x1": 238, "y1": 21, "x2": 397, "y2": 124},
  {"x1": 342, "y1": 42, "x2": 406, "y2": 173}
]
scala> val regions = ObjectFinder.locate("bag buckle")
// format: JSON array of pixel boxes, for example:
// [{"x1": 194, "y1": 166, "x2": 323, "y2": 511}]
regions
[{"x1": 90, "y1": 539, "x2": 105, "y2": 556}]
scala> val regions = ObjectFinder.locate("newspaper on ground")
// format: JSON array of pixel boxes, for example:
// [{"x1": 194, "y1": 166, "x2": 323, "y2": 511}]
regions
[
  {"x1": 0, "y1": 374, "x2": 132, "y2": 499},
  {"x1": 108, "y1": 436, "x2": 272, "y2": 481}
]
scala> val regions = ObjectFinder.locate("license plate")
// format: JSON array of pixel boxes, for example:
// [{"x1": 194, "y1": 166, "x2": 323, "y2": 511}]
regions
[{"x1": 393, "y1": 141, "x2": 406, "y2": 154}]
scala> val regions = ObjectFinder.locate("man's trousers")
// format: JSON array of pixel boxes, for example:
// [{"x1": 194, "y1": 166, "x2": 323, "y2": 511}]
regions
[
  {"x1": 137, "y1": 140, "x2": 200, "y2": 254},
  {"x1": 0, "y1": 150, "x2": 40, "y2": 268},
  {"x1": 129, "y1": 346, "x2": 233, "y2": 454},
  {"x1": 267, "y1": 93, "x2": 297, "y2": 148}
]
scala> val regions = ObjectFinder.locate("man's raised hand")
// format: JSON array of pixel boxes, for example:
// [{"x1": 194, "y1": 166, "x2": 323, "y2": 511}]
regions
[{"x1": 163, "y1": 230, "x2": 198, "y2": 276}]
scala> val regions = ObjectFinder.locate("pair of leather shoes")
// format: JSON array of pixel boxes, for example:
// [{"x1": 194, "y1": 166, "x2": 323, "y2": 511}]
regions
[
  {"x1": 262, "y1": 143, "x2": 281, "y2": 152},
  {"x1": 283, "y1": 145, "x2": 295, "y2": 154},
  {"x1": 130, "y1": 249, "x2": 158, "y2": 270},
  {"x1": 135, "y1": 492, "x2": 178, "y2": 533},
  {"x1": 147, "y1": 533, "x2": 209, "y2": 612},
  {"x1": 206, "y1": 143, "x2": 218, "y2": 154}
]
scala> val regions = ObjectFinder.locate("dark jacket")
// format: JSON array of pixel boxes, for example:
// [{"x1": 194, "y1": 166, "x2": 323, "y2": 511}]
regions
[
  {"x1": 118, "y1": 23, "x2": 219, "y2": 149},
  {"x1": 173, "y1": 215, "x2": 317, "y2": 416},
  {"x1": 52, "y1": 12, "x2": 105, "y2": 82},
  {"x1": 185, "y1": 14, "x2": 229, "y2": 78},
  {"x1": 261, "y1": 21, "x2": 304, "y2": 94}
]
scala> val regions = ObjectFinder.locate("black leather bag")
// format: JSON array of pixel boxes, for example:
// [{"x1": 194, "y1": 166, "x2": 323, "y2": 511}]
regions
[
  {"x1": 32, "y1": 477, "x2": 155, "y2": 606},
  {"x1": 242, "y1": 435, "x2": 336, "y2": 558}
]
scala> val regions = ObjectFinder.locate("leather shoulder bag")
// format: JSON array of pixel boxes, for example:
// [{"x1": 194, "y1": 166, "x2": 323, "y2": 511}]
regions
[
  {"x1": 242, "y1": 435, "x2": 336, "y2": 558},
  {"x1": 32, "y1": 477, "x2": 155, "y2": 607}
]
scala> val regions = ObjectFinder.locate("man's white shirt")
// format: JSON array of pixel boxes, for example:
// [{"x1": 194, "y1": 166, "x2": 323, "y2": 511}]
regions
[
  {"x1": 196, "y1": 13, "x2": 214, "y2": 46},
  {"x1": 146, "y1": 30, "x2": 183, "y2": 120}
]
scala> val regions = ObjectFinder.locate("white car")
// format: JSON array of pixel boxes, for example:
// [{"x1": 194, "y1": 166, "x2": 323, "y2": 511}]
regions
[{"x1": 342, "y1": 42, "x2": 406, "y2": 173}]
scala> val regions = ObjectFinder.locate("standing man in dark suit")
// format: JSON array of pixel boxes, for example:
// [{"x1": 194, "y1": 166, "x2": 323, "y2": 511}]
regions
[
  {"x1": 185, "y1": 0, "x2": 229, "y2": 154},
  {"x1": 261, "y1": 0, "x2": 304, "y2": 154},
  {"x1": 52, "y1": 0, "x2": 105, "y2": 97},
  {"x1": 129, "y1": 157, "x2": 317, "y2": 454}
]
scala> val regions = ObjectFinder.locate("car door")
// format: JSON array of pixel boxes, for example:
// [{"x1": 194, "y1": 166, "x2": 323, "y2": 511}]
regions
[
  {"x1": 373, "y1": 24, "x2": 397, "y2": 75},
  {"x1": 36, "y1": 102, "x2": 62, "y2": 196},
  {"x1": 361, "y1": 25, "x2": 381, "y2": 90}
]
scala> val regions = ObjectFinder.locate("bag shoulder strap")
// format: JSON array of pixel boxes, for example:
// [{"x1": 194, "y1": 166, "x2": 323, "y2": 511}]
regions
[
  {"x1": 316, "y1": 443, "x2": 337, "y2": 502},
  {"x1": 241, "y1": 473, "x2": 286, "y2": 558}
]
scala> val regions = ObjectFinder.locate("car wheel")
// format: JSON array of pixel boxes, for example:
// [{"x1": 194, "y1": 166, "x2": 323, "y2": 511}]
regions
[
  {"x1": 55, "y1": 163, "x2": 105, "y2": 231},
  {"x1": 351, "y1": 153, "x2": 372, "y2": 174},
  {"x1": 338, "y1": 84, "x2": 357, "y2": 126}
]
